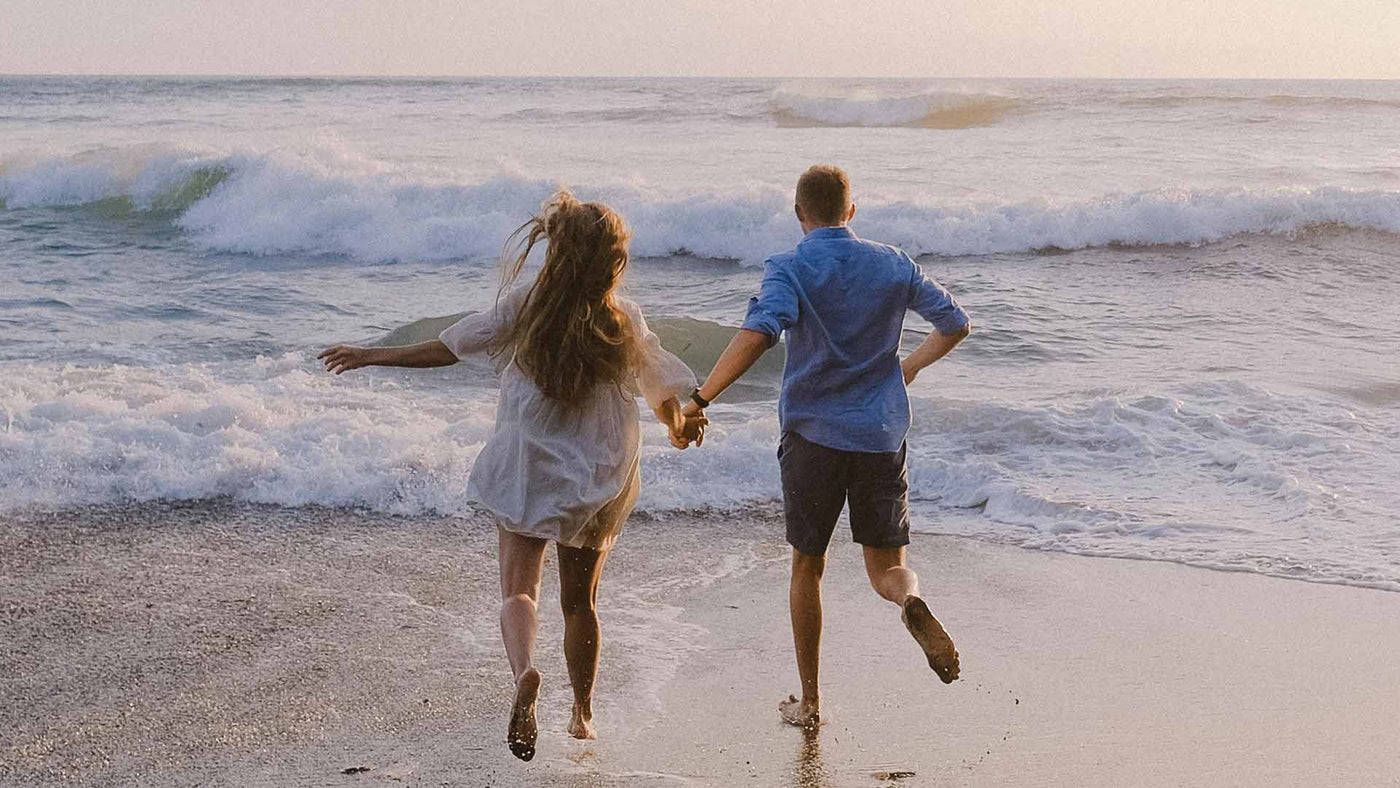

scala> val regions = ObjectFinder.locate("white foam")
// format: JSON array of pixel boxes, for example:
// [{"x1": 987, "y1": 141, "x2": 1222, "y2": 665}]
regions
[
  {"x1": 2, "y1": 358, "x2": 1396, "y2": 589},
  {"x1": 0, "y1": 358, "x2": 783, "y2": 516},
  {"x1": 5, "y1": 147, "x2": 1400, "y2": 262},
  {"x1": 165, "y1": 177, "x2": 1400, "y2": 262},
  {"x1": 0, "y1": 357, "x2": 489, "y2": 512},
  {"x1": 0, "y1": 365, "x2": 1362, "y2": 526}
]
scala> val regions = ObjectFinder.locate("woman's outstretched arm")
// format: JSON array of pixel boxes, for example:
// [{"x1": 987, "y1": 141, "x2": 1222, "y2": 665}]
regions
[{"x1": 318, "y1": 341, "x2": 459, "y2": 374}]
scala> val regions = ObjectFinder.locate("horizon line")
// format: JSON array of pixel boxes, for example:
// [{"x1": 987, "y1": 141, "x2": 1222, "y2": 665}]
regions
[{"x1": 2, "y1": 71, "x2": 1398, "y2": 82}]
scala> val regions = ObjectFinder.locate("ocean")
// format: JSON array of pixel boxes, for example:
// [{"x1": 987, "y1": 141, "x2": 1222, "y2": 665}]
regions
[{"x1": 2, "y1": 76, "x2": 1397, "y2": 590}]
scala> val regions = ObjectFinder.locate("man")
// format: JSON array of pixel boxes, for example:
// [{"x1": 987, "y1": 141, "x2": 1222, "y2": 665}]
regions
[{"x1": 683, "y1": 165, "x2": 970, "y2": 730}]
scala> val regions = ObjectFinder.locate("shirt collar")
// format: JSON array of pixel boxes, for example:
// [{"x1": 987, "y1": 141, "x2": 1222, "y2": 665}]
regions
[{"x1": 803, "y1": 225, "x2": 855, "y2": 241}]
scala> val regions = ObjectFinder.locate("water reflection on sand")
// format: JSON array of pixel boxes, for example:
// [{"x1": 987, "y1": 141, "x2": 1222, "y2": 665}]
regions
[{"x1": 791, "y1": 729, "x2": 832, "y2": 788}]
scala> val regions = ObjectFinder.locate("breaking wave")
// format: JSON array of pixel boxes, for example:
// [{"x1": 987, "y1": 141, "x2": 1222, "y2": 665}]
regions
[
  {"x1": 769, "y1": 84, "x2": 1019, "y2": 129},
  {"x1": 5, "y1": 146, "x2": 1400, "y2": 262}
]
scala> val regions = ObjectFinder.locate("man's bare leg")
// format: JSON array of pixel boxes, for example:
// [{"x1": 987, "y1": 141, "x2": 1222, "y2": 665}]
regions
[
  {"x1": 557, "y1": 543, "x2": 609, "y2": 740},
  {"x1": 781, "y1": 549, "x2": 826, "y2": 730},
  {"x1": 498, "y1": 525, "x2": 548, "y2": 761},
  {"x1": 863, "y1": 546, "x2": 960, "y2": 683}
]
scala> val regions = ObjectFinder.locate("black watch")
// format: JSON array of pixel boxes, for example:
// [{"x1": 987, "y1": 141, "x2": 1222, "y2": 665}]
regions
[{"x1": 689, "y1": 389, "x2": 711, "y2": 409}]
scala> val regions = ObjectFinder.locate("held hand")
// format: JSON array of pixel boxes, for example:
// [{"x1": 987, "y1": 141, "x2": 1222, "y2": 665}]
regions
[
  {"x1": 318, "y1": 345, "x2": 370, "y2": 375},
  {"x1": 675, "y1": 400, "x2": 704, "y2": 448},
  {"x1": 902, "y1": 361, "x2": 917, "y2": 386},
  {"x1": 682, "y1": 412, "x2": 708, "y2": 448},
  {"x1": 667, "y1": 412, "x2": 707, "y2": 450},
  {"x1": 667, "y1": 417, "x2": 687, "y2": 449}
]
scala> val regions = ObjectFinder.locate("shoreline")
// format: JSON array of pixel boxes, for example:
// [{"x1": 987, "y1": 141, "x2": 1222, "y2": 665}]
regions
[{"x1": 3, "y1": 500, "x2": 1399, "y2": 786}]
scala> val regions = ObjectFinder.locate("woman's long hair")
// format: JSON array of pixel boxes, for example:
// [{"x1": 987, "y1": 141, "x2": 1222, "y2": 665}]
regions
[{"x1": 491, "y1": 191, "x2": 634, "y2": 402}]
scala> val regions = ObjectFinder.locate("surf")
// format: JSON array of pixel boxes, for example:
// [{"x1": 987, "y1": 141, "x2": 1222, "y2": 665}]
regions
[{"x1": 769, "y1": 83, "x2": 1019, "y2": 129}]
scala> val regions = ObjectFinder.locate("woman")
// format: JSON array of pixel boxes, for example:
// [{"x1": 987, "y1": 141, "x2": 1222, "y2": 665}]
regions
[{"x1": 318, "y1": 192, "x2": 703, "y2": 761}]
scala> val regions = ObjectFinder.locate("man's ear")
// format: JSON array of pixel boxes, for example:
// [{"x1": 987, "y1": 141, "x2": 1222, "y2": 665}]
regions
[
  {"x1": 847, "y1": 203, "x2": 857, "y2": 223},
  {"x1": 794, "y1": 203, "x2": 805, "y2": 222}
]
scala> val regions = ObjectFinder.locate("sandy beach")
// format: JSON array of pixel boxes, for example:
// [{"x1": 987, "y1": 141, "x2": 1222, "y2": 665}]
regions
[{"x1": 3, "y1": 501, "x2": 1397, "y2": 787}]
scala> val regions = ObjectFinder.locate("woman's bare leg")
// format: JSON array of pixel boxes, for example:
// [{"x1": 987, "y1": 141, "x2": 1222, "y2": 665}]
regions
[
  {"x1": 556, "y1": 542, "x2": 609, "y2": 739},
  {"x1": 498, "y1": 525, "x2": 548, "y2": 761}
]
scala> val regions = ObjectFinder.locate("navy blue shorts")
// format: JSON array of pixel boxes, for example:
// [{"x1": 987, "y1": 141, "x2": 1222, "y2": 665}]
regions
[{"x1": 778, "y1": 431, "x2": 911, "y2": 556}]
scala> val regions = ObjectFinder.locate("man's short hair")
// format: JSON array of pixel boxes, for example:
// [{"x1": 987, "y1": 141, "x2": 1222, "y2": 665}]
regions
[{"x1": 795, "y1": 165, "x2": 851, "y2": 226}]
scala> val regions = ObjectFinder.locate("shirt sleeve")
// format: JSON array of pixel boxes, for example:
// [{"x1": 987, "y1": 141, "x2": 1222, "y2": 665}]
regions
[
  {"x1": 626, "y1": 301, "x2": 698, "y2": 409},
  {"x1": 438, "y1": 284, "x2": 530, "y2": 359},
  {"x1": 907, "y1": 258, "x2": 970, "y2": 335},
  {"x1": 740, "y1": 259, "x2": 799, "y2": 348}
]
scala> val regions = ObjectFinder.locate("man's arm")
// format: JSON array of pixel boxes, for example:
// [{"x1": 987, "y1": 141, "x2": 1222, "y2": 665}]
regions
[
  {"x1": 681, "y1": 329, "x2": 771, "y2": 416},
  {"x1": 902, "y1": 255, "x2": 971, "y2": 385},
  {"x1": 318, "y1": 341, "x2": 459, "y2": 374},
  {"x1": 680, "y1": 258, "x2": 794, "y2": 425},
  {"x1": 901, "y1": 322, "x2": 970, "y2": 385}
]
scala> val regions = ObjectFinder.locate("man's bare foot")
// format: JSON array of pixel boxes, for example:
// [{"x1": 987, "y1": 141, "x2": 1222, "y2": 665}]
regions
[
  {"x1": 778, "y1": 694, "x2": 822, "y2": 731},
  {"x1": 507, "y1": 668, "x2": 541, "y2": 761},
  {"x1": 567, "y1": 703, "x2": 596, "y2": 740},
  {"x1": 902, "y1": 596, "x2": 960, "y2": 683}
]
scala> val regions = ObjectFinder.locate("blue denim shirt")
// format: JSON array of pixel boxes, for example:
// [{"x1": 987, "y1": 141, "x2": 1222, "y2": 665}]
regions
[{"x1": 741, "y1": 226, "x2": 969, "y2": 453}]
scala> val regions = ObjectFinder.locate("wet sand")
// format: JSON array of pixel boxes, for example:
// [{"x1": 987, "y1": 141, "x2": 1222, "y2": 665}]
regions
[{"x1": 3, "y1": 500, "x2": 1398, "y2": 786}]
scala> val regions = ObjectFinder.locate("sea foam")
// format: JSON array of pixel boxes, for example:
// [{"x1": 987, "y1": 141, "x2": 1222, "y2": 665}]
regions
[
  {"x1": 5, "y1": 147, "x2": 1400, "y2": 262},
  {"x1": 4, "y1": 354, "x2": 1394, "y2": 590},
  {"x1": 0, "y1": 357, "x2": 489, "y2": 513}
]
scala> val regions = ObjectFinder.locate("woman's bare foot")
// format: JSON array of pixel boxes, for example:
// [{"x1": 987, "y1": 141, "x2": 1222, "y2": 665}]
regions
[
  {"x1": 778, "y1": 694, "x2": 822, "y2": 731},
  {"x1": 567, "y1": 703, "x2": 596, "y2": 740},
  {"x1": 901, "y1": 596, "x2": 960, "y2": 683},
  {"x1": 507, "y1": 668, "x2": 541, "y2": 761}
]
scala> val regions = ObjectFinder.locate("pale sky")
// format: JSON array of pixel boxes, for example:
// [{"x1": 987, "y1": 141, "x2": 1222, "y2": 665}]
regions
[{"x1": 2, "y1": 0, "x2": 1398, "y2": 79}]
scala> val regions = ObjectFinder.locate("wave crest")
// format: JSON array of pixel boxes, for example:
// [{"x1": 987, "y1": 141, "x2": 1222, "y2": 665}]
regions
[
  {"x1": 5, "y1": 147, "x2": 1400, "y2": 261},
  {"x1": 0, "y1": 145, "x2": 228, "y2": 214},
  {"x1": 769, "y1": 84, "x2": 1018, "y2": 129}
]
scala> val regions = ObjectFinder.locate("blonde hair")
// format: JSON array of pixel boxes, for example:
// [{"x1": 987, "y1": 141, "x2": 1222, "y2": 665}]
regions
[
  {"x1": 795, "y1": 164, "x2": 851, "y2": 225},
  {"x1": 493, "y1": 191, "x2": 634, "y2": 402}
]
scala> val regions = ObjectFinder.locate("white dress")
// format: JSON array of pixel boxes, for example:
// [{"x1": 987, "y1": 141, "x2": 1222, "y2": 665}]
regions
[{"x1": 439, "y1": 285, "x2": 696, "y2": 551}]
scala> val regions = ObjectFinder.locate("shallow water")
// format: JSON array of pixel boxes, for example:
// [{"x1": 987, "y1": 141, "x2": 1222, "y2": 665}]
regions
[{"x1": 2, "y1": 76, "x2": 1398, "y2": 589}]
